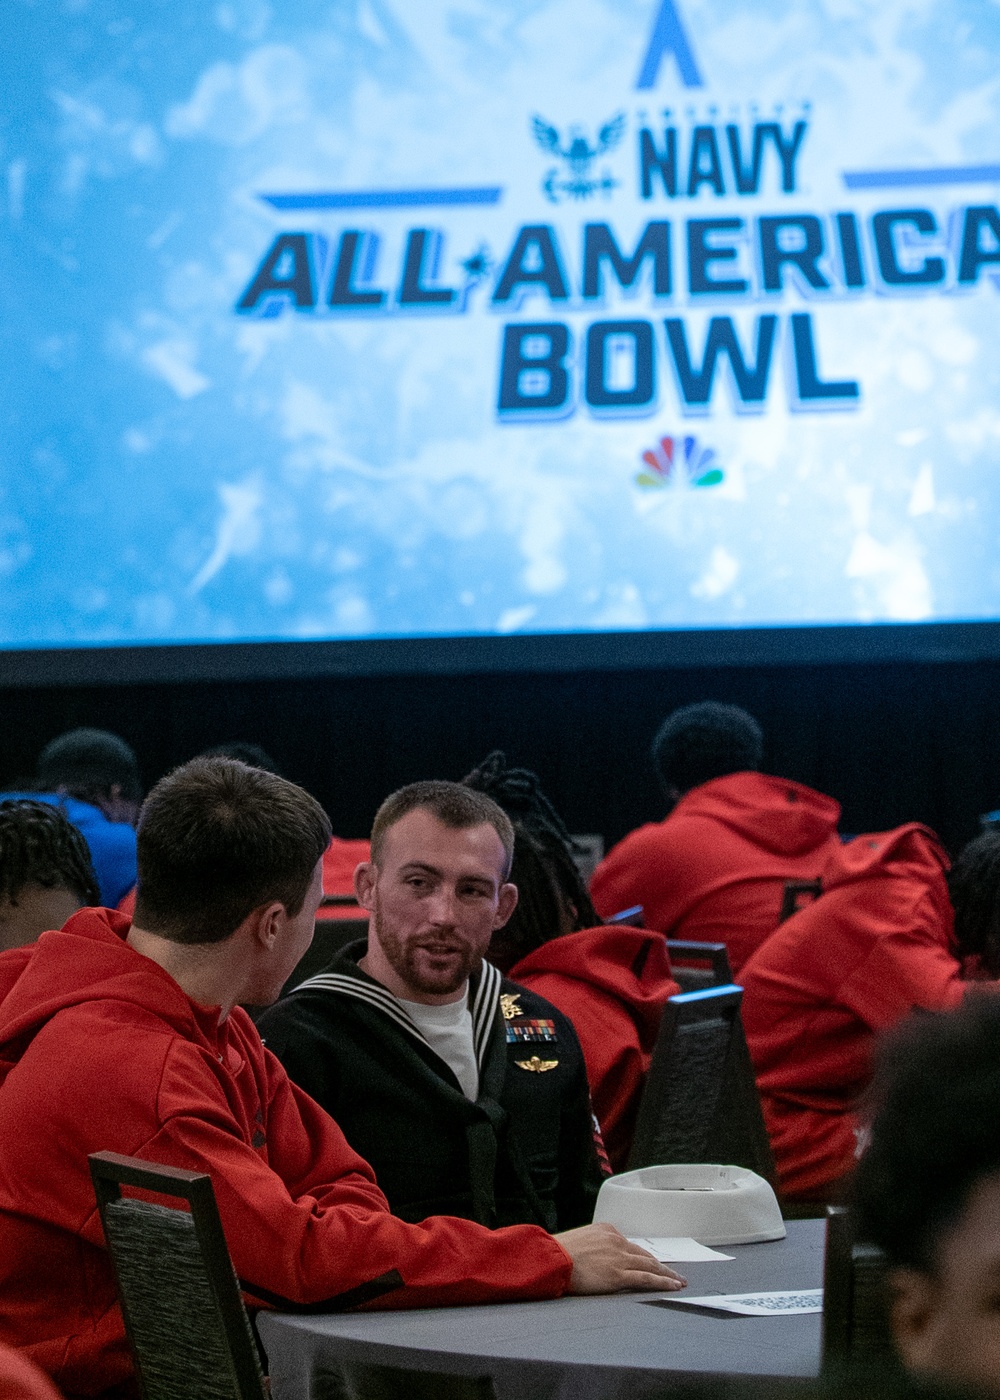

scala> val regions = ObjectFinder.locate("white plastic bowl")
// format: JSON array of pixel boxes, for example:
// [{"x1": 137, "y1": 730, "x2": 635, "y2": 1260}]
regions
[{"x1": 593, "y1": 1163, "x2": 786, "y2": 1246}]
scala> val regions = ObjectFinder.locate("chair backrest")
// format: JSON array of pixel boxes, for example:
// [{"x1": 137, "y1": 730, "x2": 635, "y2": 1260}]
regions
[
  {"x1": 627, "y1": 985, "x2": 777, "y2": 1185},
  {"x1": 89, "y1": 1151, "x2": 267, "y2": 1400},
  {"x1": 606, "y1": 905, "x2": 645, "y2": 927},
  {"x1": 779, "y1": 878, "x2": 824, "y2": 924},
  {"x1": 822, "y1": 1206, "x2": 898, "y2": 1376},
  {"x1": 666, "y1": 940, "x2": 733, "y2": 993}
]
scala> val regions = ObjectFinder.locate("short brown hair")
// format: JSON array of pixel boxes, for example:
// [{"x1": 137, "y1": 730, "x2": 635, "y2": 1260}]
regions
[
  {"x1": 133, "y1": 758, "x2": 331, "y2": 945},
  {"x1": 371, "y1": 781, "x2": 514, "y2": 878}
]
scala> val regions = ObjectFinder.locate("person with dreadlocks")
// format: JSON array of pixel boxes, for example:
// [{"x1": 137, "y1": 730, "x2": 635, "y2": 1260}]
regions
[
  {"x1": 740, "y1": 826, "x2": 1000, "y2": 1205},
  {"x1": 462, "y1": 752, "x2": 680, "y2": 1173},
  {"x1": 0, "y1": 799, "x2": 99, "y2": 953}
]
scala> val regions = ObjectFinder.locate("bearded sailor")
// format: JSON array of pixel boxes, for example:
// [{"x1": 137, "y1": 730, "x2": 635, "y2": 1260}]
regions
[{"x1": 257, "y1": 781, "x2": 606, "y2": 1230}]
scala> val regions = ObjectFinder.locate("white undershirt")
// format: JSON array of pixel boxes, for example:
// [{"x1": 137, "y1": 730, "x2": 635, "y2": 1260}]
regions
[{"x1": 396, "y1": 987, "x2": 479, "y2": 1101}]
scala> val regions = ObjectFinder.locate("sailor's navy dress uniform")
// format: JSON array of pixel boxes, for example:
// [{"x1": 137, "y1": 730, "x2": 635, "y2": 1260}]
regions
[{"x1": 258, "y1": 942, "x2": 606, "y2": 1230}]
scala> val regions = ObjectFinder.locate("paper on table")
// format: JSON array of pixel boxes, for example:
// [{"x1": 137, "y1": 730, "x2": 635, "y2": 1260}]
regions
[
  {"x1": 658, "y1": 1289, "x2": 823, "y2": 1316},
  {"x1": 629, "y1": 1236, "x2": 734, "y2": 1262}
]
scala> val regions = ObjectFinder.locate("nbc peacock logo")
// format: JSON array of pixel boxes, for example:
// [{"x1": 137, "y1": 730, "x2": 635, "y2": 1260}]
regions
[{"x1": 636, "y1": 434, "x2": 724, "y2": 489}]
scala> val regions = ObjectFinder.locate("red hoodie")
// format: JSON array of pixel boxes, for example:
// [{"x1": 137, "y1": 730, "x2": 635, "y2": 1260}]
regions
[
  {"x1": 740, "y1": 824, "x2": 968, "y2": 1201},
  {"x1": 0, "y1": 910, "x2": 572, "y2": 1398},
  {"x1": 590, "y1": 772, "x2": 842, "y2": 974},
  {"x1": 509, "y1": 927, "x2": 680, "y2": 1172},
  {"x1": 0, "y1": 1344, "x2": 62, "y2": 1400}
]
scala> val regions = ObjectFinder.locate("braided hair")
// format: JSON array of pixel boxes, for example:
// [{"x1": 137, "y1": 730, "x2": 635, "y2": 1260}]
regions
[
  {"x1": 949, "y1": 829, "x2": 1000, "y2": 976},
  {"x1": 0, "y1": 799, "x2": 100, "y2": 908},
  {"x1": 461, "y1": 751, "x2": 599, "y2": 973}
]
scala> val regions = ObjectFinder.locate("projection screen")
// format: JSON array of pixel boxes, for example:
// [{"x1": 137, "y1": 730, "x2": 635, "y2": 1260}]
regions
[{"x1": 3, "y1": 0, "x2": 1000, "y2": 672}]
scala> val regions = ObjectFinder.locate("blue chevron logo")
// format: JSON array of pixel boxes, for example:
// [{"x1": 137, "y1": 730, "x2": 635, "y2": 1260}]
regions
[{"x1": 636, "y1": 0, "x2": 704, "y2": 90}]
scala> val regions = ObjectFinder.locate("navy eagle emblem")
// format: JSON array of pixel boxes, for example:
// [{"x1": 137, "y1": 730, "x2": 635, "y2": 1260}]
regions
[{"x1": 531, "y1": 112, "x2": 626, "y2": 202}]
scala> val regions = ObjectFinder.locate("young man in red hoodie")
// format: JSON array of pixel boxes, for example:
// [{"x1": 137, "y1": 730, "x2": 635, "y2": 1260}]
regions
[
  {"x1": 0, "y1": 757, "x2": 682, "y2": 1399},
  {"x1": 463, "y1": 754, "x2": 680, "y2": 1172},
  {"x1": 740, "y1": 827, "x2": 1000, "y2": 1203},
  {"x1": 590, "y1": 702, "x2": 842, "y2": 974}
]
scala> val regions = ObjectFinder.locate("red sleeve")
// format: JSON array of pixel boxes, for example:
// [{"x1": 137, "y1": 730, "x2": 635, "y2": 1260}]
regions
[
  {"x1": 143, "y1": 1038, "x2": 573, "y2": 1311},
  {"x1": 0, "y1": 1343, "x2": 64, "y2": 1400},
  {"x1": 837, "y1": 888, "x2": 967, "y2": 1031},
  {"x1": 257, "y1": 1044, "x2": 388, "y2": 1206}
]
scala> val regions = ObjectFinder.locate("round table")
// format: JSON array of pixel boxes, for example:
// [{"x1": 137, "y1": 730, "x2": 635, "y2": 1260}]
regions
[{"x1": 258, "y1": 1218, "x2": 825, "y2": 1400}]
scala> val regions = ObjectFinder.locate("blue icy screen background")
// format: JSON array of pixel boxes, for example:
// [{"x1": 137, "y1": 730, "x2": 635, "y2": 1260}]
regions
[{"x1": 2, "y1": 0, "x2": 1000, "y2": 647}]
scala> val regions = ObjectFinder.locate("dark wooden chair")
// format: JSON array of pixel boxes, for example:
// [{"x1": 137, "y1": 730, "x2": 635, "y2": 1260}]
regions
[
  {"x1": 627, "y1": 984, "x2": 777, "y2": 1186},
  {"x1": 666, "y1": 940, "x2": 733, "y2": 993},
  {"x1": 822, "y1": 1206, "x2": 898, "y2": 1377},
  {"x1": 89, "y1": 1151, "x2": 267, "y2": 1400},
  {"x1": 779, "y1": 878, "x2": 824, "y2": 923}
]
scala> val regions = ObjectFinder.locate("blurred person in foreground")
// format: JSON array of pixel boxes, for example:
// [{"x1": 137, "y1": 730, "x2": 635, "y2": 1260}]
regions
[
  {"x1": 742, "y1": 829, "x2": 1000, "y2": 1203},
  {"x1": 258, "y1": 780, "x2": 611, "y2": 1230},
  {"x1": 853, "y1": 994, "x2": 1000, "y2": 1399},
  {"x1": 0, "y1": 800, "x2": 99, "y2": 952},
  {"x1": 0, "y1": 727, "x2": 142, "y2": 907},
  {"x1": 463, "y1": 751, "x2": 680, "y2": 1172},
  {"x1": 0, "y1": 758, "x2": 681, "y2": 1399},
  {"x1": 590, "y1": 702, "x2": 841, "y2": 974}
]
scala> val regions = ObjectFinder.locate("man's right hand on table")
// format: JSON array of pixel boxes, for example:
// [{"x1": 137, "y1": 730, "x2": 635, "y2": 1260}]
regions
[{"x1": 555, "y1": 1222, "x2": 687, "y2": 1294}]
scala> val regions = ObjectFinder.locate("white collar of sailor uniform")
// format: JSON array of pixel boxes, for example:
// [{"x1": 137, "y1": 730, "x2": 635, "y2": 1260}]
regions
[{"x1": 293, "y1": 957, "x2": 503, "y2": 1070}]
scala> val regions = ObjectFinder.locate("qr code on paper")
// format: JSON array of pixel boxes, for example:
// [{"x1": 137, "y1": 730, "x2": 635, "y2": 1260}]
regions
[{"x1": 728, "y1": 1292, "x2": 822, "y2": 1311}]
